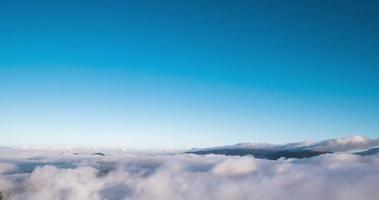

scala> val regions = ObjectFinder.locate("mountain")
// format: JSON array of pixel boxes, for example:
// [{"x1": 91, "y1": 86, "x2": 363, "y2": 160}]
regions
[
  {"x1": 92, "y1": 152, "x2": 106, "y2": 156},
  {"x1": 354, "y1": 147, "x2": 379, "y2": 156},
  {"x1": 190, "y1": 148, "x2": 328, "y2": 160},
  {"x1": 188, "y1": 136, "x2": 379, "y2": 160},
  {"x1": 306, "y1": 135, "x2": 379, "y2": 152}
]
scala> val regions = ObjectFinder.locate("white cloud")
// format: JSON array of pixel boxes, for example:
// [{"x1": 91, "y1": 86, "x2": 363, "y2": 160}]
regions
[
  {"x1": 0, "y1": 149, "x2": 379, "y2": 200},
  {"x1": 211, "y1": 156, "x2": 257, "y2": 177}
]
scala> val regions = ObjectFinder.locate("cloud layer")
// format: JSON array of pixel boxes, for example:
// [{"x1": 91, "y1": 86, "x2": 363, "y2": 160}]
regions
[{"x1": 1, "y1": 149, "x2": 379, "y2": 200}]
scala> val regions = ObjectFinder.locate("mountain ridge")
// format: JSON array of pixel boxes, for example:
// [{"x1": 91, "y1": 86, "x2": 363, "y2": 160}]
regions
[{"x1": 188, "y1": 135, "x2": 379, "y2": 160}]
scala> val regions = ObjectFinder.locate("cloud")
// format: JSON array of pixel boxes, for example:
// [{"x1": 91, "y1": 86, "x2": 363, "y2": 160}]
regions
[
  {"x1": 211, "y1": 156, "x2": 257, "y2": 177},
  {"x1": 0, "y1": 149, "x2": 379, "y2": 200}
]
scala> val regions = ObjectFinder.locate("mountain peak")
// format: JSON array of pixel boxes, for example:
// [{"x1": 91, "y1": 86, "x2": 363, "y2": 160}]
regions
[
  {"x1": 306, "y1": 135, "x2": 378, "y2": 152},
  {"x1": 337, "y1": 135, "x2": 368, "y2": 144}
]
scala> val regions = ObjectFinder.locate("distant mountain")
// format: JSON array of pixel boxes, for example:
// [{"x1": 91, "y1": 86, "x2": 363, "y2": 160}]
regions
[
  {"x1": 92, "y1": 152, "x2": 106, "y2": 156},
  {"x1": 306, "y1": 135, "x2": 379, "y2": 152},
  {"x1": 191, "y1": 148, "x2": 328, "y2": 160},
  {"x1": 354, "y1": 147, "x2": 379, "y2": 156},
  {"x1": 188, "y1": 136, "x2": 379, "y2": 160}
]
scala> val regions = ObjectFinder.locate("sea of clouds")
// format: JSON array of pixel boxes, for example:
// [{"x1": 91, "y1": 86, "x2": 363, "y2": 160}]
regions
[{"x1": 1, "y1": 149, "x2": 379, "y2": 200}]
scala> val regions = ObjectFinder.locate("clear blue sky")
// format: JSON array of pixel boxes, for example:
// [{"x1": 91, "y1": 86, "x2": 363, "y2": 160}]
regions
[{"x1": 1, "y1": 0, "x2": 378, "y2": 148}]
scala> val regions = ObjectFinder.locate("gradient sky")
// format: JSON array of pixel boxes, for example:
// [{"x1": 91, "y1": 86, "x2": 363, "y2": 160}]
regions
[{"x1": 1, "y1": 0, "x2": 379, "y2": 148}]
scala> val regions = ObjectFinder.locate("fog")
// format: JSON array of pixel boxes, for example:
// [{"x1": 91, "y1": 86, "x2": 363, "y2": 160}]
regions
[{"x1": 0, "y1": 149, "x2": 379, "y2": 200}]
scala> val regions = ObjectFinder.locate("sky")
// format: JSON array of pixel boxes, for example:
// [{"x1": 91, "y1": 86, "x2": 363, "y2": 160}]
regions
[{"x1": 0, "y1": 0, "x2": 378, "y2": 148}]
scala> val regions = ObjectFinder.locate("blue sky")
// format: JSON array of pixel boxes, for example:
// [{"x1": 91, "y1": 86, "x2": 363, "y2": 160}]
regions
[{"x1": 1, "y1": 0, "x2": 378, "y2": 148}]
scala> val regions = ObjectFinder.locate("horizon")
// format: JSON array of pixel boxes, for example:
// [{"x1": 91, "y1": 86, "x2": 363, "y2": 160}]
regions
[{"x1": 1, "y1": 134, "x2": 378, "y2": 151}]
